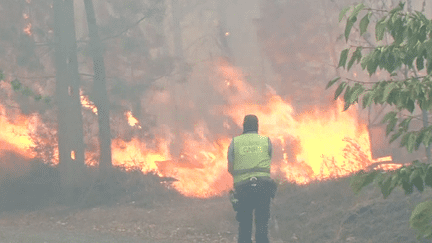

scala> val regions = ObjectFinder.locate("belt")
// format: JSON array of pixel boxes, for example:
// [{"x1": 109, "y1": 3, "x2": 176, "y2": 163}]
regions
[{"x1": 234, "y1": 176, "x2": 273, "y2": 188}]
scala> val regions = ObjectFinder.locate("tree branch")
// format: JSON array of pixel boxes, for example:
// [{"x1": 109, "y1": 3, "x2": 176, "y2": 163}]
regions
[{"x1": 101, "y1": 15, "x2": 148, "y2": 42}]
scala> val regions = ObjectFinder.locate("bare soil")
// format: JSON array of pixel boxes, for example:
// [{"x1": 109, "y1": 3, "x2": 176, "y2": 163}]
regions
[{"x1": 1, "y1": 176, "x2": 432, "y2": 243}]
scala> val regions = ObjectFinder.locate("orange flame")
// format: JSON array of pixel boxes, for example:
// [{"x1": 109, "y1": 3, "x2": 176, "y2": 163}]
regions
[
  {"x1": 125, "y1": 111, "x2": 141, "y2": 129},
  {"x1": 107, "y1": 60, "x2": 401, "y2": 197},
  {"x1": 213, "y1": 60, "x2": 381, "y2": 184},
  {"x1": 0, "y1": 105, "x2": 35, "y2": 158},
  {"x1": 80, "y1": 95, "x2": 98, "y2": 114},
  {"x1": 111, "y1": 123, "x2": 232, "y2": 198},
  {"x1": 23, "y1": 23, "x2": 32, "y2": 36},
  {"x1": 0, "y1": 61, "x2": 403, "y2": 198}
]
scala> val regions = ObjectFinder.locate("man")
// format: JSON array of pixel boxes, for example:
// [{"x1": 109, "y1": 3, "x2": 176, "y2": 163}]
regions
[{"x1": 228, "y1": 114, "x2": 277, "y2": 243}]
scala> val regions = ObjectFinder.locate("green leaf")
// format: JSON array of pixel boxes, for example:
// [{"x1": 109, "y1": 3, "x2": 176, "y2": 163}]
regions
[
  {"x1": 347, "y1": 47, "x2": 363, "y2": 71},
  {"x1": 423, "y1": 129, "x2": 432, "y2": 148},
  {"x1": 34, "y1": 94, "x2": 42, "y2": 101},
  {"x1": 410, "y1": 168, "x2": 422, "y2": 184},
  {"x1": 348, "y1": 83, "x2": 365, "y2": 104},
  {"x1": 339, "y1": 6, "x2": 351, "y2": 22},
  {"x1": 376, "y1": 17, "x2": 388, "y2": 41},
  {"x1": 380, "y1": 174, "x2": 393, "y2": 199},
  {"x1": 11, "y1": 79, "x2": 21, "y2": 91},
  {"x1": 334, "y1": 82, "x2": 347, "y2": 100},
  {"x1": 362, "y1": 92, "x2": 373, "y2": 108},
  {"x1": 326, "y1": 77, "x2": 341, "y2": 89},
  {"x1": 382, "y1": 82, "x2": 397, "y2": 103},
  {"x1": 350, "y1": 170, "x2": 379, "y2": 194},
  {"x1": 350, "y1": 3, "x2": 365, "y2": 19},
  {"x1": 390, "y1": 130, "x2": 403, "y2": 143},
  {"x1": 21, "y1": 86, "x2": 33, "y2": 97},
  {"x1": 382, "y1": 111, "x2": 397, "y2": 124},
  {"x1": 418, "y1": 25, "x2": 427, "y2": 43},
  {"x1": 417, "y1": 56, "x2": 425, "y2": 71},
  {"x1": 416, "y1": 131, "x2": 425, "y2": 150},
  {"x1": 338, "y1": 49, "x2": 350, "y2": 68},
  {"x1": 407, "y1": 98, "x2": 415, "y2": 113},
  {"x1": 345, "y1": 16, "x2": 357, "y2": 42},
  {"x1": 343, "y1": 85, "x2": 352, "y2": 109},
  {"x1": 392, "y1": 17, "x2": 405, "y2": 45},
  {"x1": 424, "y1": 165, "x2": 432, "y2": 187},
  {"x1": 0, "y1": 70, "x2": 4, "y2": 81},
  {"x1": 390, "y1": 2, "x2": 405, "y2": 15},
  {"x1": 360, "y1": 53, "x2": 371, "y2": 70},
  {"x1": 359, "y1": 12, "x2": 371, "y2": 36},
  {"x1": 366, "y1": 50, "x2": 380, "y2": 75},
  {"x1": 413, "y1": 177, "x2": 424, "y2": 192},
  {"x1": 410, "y1": 201, "x2": 432, "y2": 239},
  {"x1": 42, "y1": 96, "x2": 51, "y2": 104},
  {"x1": 402, "y1": 179, "x2": 414, "y2": 194},
  {"x1": 386, "y1": 117, "x2": 398, "y2": 136},
  {"x1": 399, "y1": 117, "x2": 413, "y2": 132},
  {"x1": 407, "y1": 133, "x2": 417, "y2": 153}
]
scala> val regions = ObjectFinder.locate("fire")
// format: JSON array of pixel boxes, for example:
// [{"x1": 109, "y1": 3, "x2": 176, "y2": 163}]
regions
[
  {"x1": 125, "y1": 111, "x2": 141, "y2": 129},
  {"x1": 112, "y1": 137, "x2": 168, "y2": 174},
  {"x1": 107, "y1": 60, "x2": 393, "y2": 196},
  {"x1": 214, "y1": 60, "x2": 382, "y2": 184},
  {"x1": 111, "y1": 123, "x2": 232, "y2": 198},
  {"x1": 23, "y1": 23, "x2": 32, "y2": 36},
  {"x1": 0, "y1": 105, "x2": 35, "y2": 158},
  {"x1": 80, "y1": 94, "x2": 98, "y2": 114},
  {"x1": 0, "y1": 60, "x2": 404, "y2": 198}
]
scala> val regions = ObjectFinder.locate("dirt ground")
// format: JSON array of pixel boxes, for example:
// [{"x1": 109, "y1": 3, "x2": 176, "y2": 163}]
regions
[{"x1": 1, "y1": 176, "x2": 432, "y2": 243}]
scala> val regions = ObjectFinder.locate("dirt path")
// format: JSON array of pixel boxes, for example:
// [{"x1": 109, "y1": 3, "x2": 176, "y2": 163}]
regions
[
  {"x1": 0, "y1": 198, "x2": 240, "y2": 243},
  {"x1": 0, "y1": 225, "x2": 160, "y2": 243}
]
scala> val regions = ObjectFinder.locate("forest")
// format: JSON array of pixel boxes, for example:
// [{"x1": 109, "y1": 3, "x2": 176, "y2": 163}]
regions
[{"x1": 0, "y1": 0, "x2": 432, "y2": 242}]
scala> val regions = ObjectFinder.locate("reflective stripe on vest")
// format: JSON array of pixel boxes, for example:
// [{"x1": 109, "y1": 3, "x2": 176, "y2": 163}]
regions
[
  {"x1": 232, "y1": 167, "x2": 271, "y2": 176},
  {"x1": 232, "y1": 133, "x2": 271, "y2": 184}
]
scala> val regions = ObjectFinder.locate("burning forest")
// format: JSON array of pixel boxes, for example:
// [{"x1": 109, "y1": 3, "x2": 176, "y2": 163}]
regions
[
  {"x1": 0, "y1": 0, "x2": 409, "y2": 201},
  {"x1": 1, "y1": 0, "x2": 432, "y2": 242},
  {"x1": 0, "y1": 57, "x2": 398, "y2": 198}
]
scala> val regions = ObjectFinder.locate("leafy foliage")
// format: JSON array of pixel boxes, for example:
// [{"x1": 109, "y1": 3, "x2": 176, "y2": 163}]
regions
[
  {"x1": 327, "y1": 1, "x2": 432, "y2": 154},
  {"x1": 410, "y1": 200, "x2": 432, "y2": 240},
  {"x1": 328, "y1": 2, "x2": 432, "y2": 240},
  {"x1": 4, "y1": 75, "x2": 50, "y2": 104}
]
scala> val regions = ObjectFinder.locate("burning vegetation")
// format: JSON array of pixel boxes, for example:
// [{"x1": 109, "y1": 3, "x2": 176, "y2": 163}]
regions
[{"x1": 0, "y1": 59, "x2": 399, "y2": 199}]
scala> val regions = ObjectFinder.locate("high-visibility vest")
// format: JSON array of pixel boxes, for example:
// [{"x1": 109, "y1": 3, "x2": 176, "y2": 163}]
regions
[{"x1": 232, "y1": 133, "x2": 271, "y2": 185}]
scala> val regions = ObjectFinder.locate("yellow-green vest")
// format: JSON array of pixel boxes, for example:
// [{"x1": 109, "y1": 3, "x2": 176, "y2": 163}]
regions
[{"x1": 232, "y1": 133, "x2": 271, "y2": 185}]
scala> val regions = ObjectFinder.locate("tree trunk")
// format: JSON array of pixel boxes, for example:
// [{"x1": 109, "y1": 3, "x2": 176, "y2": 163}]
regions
[
  {"x1": 170, "y1": 0, "x2": 185, "y2": 158},
  {"x1": 84, "y1": 0, "x2": 112, "y2": 177},
  {"x1": 53, "y1": 0, "x2": 86, "y2": 203},
  {"x1": 53, "y1": 0, "x2": 70, "y2": 194},
  {"x1": 63, "y1": 0, "x2": 86, "y2": 169}
]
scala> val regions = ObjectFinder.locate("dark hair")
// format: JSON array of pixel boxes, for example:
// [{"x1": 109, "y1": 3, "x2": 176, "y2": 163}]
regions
[{"x1": 243, "y1": 114, "x2": 258, "y2": 133}]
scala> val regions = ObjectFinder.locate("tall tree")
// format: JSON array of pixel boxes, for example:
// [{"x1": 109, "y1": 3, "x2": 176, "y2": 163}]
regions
[
  {"x1": 170, "y1": 0, "x2": 185, "y2": 157},
  {"x1": 63, "y1": 0, "x2": 86, "y2": 170},
  {"x1": 53, "y1": 0, "x2": 86, "y2": 201},
  {"x1": 84, "y1": 0, "x2": 112, "y2": 177}
]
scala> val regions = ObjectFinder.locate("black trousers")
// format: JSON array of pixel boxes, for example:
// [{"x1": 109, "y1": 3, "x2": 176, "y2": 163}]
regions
[{"x1": 235, "y1": 179, "x2": 274, "y2": 243}]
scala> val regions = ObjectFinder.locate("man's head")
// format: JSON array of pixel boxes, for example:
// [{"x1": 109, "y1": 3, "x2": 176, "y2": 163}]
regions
[{"x1": 243, "y1": 114, "x2": 258, "y2": 133}]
